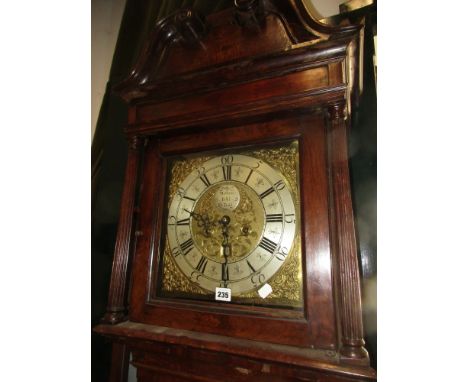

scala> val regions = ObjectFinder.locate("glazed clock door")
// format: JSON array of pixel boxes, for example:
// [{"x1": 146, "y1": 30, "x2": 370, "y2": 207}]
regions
[
  {"x1": 159, "y1": 145, "x2": 302, "y2": 308},
  {"x1": 129, "y1": 113, "x2": 338, "y2": 350}
]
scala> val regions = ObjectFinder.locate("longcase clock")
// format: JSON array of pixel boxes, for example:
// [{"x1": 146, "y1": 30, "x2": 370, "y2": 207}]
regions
[{"x1": 95, "y1": 1, "x2": 377, "y2": 381}]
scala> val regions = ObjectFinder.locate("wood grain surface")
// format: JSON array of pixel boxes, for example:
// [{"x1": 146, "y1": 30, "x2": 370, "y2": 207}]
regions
[{"x1": 97, "y1": 1, "x2": 375, "y2": 380}]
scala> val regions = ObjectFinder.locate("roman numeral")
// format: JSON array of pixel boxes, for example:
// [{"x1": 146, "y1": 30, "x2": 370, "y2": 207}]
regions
[
  {"x1": 259, "y1": 179, "x2": 286, "y2": 199},
  {"x1": 285, "y1": 213, "x2": 295, "y2": 223},
  {"x1": 222, "y1": 165, "x2": 232, "y2": 180},
  {"x1": 259, "y1": 237, "x2": 277, "y2": 254},
  {"x1": 265, "y1": 214, "x2": 283, "y2": 223},
  {"x1": 176, "y1": 217, "x2": 190, "y2": 226},
  {"x1": 180, "y1": 238, "x2": 194, "y2": 255},
  {"x1": 244, "y1": 169, "x2": 253, "y2": 184},
  {"x1": 195, "y1": 256, "x2": 208, "y2": 274},
  {"x1": 199, "y1": 174, "x2": 211, "y2": 187},
  {"x1": 222, "y1": 263, "x2": 229, "y2": 281},
  {"x1": 183, "y1": 196, "x2": 196, "y2": 202},
  {"x1": 246, "y1": 260, "x2": 256, "y2": 273},
  {"x1": 259, "y1": 187, "x2": 275, "y2": 199}
]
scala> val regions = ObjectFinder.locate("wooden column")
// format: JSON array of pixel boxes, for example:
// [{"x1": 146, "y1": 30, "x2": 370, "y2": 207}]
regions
[
  {"x1": 327, "y1": 101, "x2": 369, "y2": 366},
  {"x1": 102, "y1": 136, "x2": 141, "y2": 325}
]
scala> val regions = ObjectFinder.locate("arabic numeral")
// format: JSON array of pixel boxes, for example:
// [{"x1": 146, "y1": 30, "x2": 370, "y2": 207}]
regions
[
  {"x1": 221, "y1": 155, "x2": 233, "y2": 165},
  {"x1": 176, "y1": 187, "x2": 185, "y2": 198},
  {"x1": 284, "y1": 213, "x2": 295, "y2": 224},
  {"x1": 252, "y1": 160, "x2": 263, "y2": 169},
  {"x1": 274, "y1": 180, "x2": 285, "y2": 191},
  {"x1": 250, "y1": 273, "x2": 266, "y2": 286},
  {"x1": 275, "y1": 247, "x2": 288, "y2": 261}
]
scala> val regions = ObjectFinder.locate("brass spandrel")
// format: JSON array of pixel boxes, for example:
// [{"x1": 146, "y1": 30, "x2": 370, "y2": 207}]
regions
[
  {"x1": 161, "y1": 238, "x2": 207, "y2": 295},
  {"x1": 248, "y1": 142, "x2": 300, "y2": 204},
  {"x1": 240, "y1": 235, "x2": 302, "y2": 305},
  {"x1": 168, "y1": 155, "x2": 212, "y2": 201}
]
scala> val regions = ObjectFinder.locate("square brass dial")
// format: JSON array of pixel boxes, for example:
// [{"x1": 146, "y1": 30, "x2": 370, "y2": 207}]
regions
[{"x1": 156, "y1": 140, "x2": 303, "y2": 310}]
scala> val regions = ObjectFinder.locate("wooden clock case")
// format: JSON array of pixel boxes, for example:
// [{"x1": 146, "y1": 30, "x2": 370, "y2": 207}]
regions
[{"x1": 94, "y1": 1, "x2": 377, "y2": 381}]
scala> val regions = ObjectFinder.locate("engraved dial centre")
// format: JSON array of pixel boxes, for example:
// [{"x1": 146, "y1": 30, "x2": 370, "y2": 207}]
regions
[{"x1": 191, "y1": 181, "x2": 265, "y2": 263}]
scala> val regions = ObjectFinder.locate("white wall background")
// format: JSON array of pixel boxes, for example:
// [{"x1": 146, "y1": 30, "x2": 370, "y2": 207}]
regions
[
  {"x1": 91, "y1": 0, "x2": 126, "y2": 139},
  {"x1": 306, "y1": 0, "x2": 343, "y2": 18}
]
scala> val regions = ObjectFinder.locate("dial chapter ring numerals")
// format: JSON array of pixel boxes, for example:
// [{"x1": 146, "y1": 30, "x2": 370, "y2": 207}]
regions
[
  {"x1": 166, "y1": 154, "x2": 297, "y2": 295},
  {"x1": 228, "y1": 160, "x2": 296, "y2": 295}
]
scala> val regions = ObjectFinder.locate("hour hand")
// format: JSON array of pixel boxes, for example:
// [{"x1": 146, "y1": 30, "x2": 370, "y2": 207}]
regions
[
  {"x1": 219, "y1": 215, "x2": 232, "y2": 257},
  {"x1": 184, "y1": 208, "x2": 201, "y2": 220},
  {"x1": 220, "y1": 242, "x2": 232, "y2": 257},
  {"x1": 184, "y1": 209, "x2": 213, "y2": 237}
]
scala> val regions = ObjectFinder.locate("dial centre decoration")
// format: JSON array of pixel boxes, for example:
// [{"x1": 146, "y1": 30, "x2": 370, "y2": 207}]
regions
[
  {"x1": 214, "y1": 184, "x2": 240, "y2": 211},
  {"x1": 166, "y1": 153, "x2": 297, "y2": 295},
  {"x1": 192, "y1": 181, "x2": 265, "y2": 263}
]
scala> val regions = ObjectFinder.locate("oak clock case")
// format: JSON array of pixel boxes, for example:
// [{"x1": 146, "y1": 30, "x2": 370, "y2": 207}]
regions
[
  {"x1": 156, "y1": 141, "x2": 303, "y2": 309},
  {"x1": 96, "y1": 1, "x2": 376, "y2": 380},
  {"x1": 129, "y1": 113, "x2": 333, "y2": 350}
]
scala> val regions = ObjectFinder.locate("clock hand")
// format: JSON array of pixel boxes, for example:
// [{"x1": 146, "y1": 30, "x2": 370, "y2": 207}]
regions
[
  {"x1": 184, "y1": 208, "x2": 203, "y2": 221},
  {"x1": 184, "y1": 208, "x2": 214, "y2": 237},
  {"x1": 219, "y1": 215, "x2": 231, "y2": 287},
  {"x1": 219, "y1": 215, "x2": 231, "y2": 247}
]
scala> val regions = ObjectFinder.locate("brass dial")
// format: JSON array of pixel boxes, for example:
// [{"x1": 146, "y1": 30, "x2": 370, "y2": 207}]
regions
[{"x1": 166, "y1": 154, "x2": 297, "y2": 295}]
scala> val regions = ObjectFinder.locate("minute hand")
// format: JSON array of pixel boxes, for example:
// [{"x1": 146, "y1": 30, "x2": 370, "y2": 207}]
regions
[
  {"x1": 219, "y1": 215, "x2": 231, "y2": 255},
  {"x1": 219, "y1": 215, "x2": 231, "y2": 285}
]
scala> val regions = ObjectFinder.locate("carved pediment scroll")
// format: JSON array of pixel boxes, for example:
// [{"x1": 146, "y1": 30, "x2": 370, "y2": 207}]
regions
[{"x1": 114, "y1": 0, "x2": 361, "y2": 102}]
